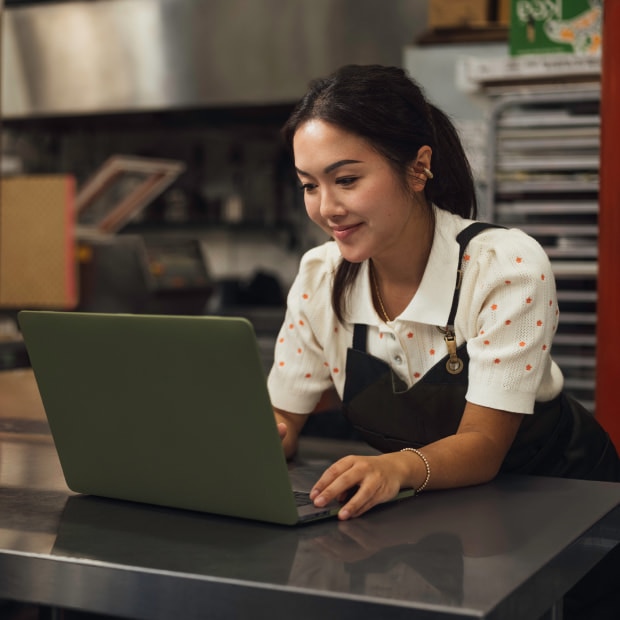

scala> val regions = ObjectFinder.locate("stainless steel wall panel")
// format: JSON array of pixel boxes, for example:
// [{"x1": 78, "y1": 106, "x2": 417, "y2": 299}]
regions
[{"x1": 1, "y1": 0, "x2": 423, "y2": 118}]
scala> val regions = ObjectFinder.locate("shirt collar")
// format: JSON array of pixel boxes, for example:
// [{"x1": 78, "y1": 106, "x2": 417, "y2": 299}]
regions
[
  {"x1": 347, "y1": 260, "x2": 380, "y2": 325},
  {"x1": 347, "y1": 207, "x2": 473, "y2": 327}
]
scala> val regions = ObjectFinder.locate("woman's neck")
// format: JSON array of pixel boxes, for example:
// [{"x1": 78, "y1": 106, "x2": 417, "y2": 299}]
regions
[{"x1": 370, "y1": 206, "x2": 434, "y2": 320}]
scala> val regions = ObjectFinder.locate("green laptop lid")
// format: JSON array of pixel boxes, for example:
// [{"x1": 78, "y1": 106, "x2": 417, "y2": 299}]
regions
[{"x1": 18, "y1": 311, "x2": 300, "y2": 525}]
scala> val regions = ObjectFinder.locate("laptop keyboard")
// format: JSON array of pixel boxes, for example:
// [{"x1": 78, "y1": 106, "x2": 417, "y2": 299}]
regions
[{"x1": 294, "y1": 491, "x2": 313, "y2": 507}]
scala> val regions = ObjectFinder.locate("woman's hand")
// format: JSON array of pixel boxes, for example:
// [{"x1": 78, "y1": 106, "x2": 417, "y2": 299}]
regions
[
  {"x1": 311, "y1": 403, "x2": 523, "y2": 520},
  {"x1": 276, "y1": 422, "x2": 288, "y2": 441},
  {"x1": 310, "y1": 453, "x2": 414, "y2": 520},
  {"x1": 274, "y1": 408, "x2": 309, "y2": 459}
]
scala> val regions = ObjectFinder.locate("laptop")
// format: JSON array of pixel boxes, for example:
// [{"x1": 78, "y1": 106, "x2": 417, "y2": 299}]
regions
[{"x1": 18, "y1": 311, "x2": 414, "y2": 525}]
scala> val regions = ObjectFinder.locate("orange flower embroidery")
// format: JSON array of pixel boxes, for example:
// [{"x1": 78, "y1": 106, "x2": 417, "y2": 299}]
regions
[
  {"x1": 541, "y1": 274, "x2": 545, "y2": 281},
  {"x1": 484, "y1": 340, "x2": 490, "y2": 345},
  {"x1": 305, "y1": 373, "x2": 312, "y2": 378},
  {"x1": 333, "y1": 368, "x2": 340, "y2": 374},
  {"x1": 407, "y1": 332, "x2": 414, "y2": 339},
  {"x1": 279, "y1": 361, "x2": 285, "y2": 367},
  {"x1": 516, "y1": 257, "x2": 523, "y2": 263},
  {"x1": 429, "y1": 349, "x2": 436, "y2": 356},
  {"x1": 542, "y1": 344, "x2": 548, "y2": 351},
  {"x1": 505, "y1": 320, "x2": 512, "y2": 326},
  {"x1": 279, "y1": 337, "x2": 285, "y2": 343},
  {"x1": 414, "y1": 372, "x2": 421, "y2": 378},
  {"x1": 519, "y1": 341, "x2": 526, "y2": 347},
  {"x1": 537, "y1": 320, "x2": 543, "y2": 327},
  {"x1": 505, "y1": 280, "x2": 512, "y2": 285},
  {"x1": 480, "y1": 329, "x2": 485, "y2": 335},
  {"x1": 288, "y1": 323, "x2": 294, "y2": 329},
  {"x1": 494, "y1": 358, "x2": 501, "y2": 364},
  {"x1": 302, "y1": 293, "x2": 309, "y2": 299},
  {"x1": 464, "y1": 253, "x2": 471, "y2": 261},
  {"x1": 323, "y1": 362, "x2": 329, "y2": 367},
  {"x1": 491, "y1": 304, "x2": 498, "y2": 311},
  {"x1": 297, "y1": 348, "x2": 302, "y2": 354},
  {"x1": 299, "y1": 320, "x2": 305, "y2": 326},
  {"x1": 526, "y1": 364, "x2": 533, "y2": 371},
  {"x1": 526, "y1": 297, "x2": 532, "y2": 304}
]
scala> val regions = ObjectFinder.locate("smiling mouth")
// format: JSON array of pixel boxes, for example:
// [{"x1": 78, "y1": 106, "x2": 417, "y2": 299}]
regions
[{"x1": 331, "y1": 223, "x2": 362, "y2": 240}]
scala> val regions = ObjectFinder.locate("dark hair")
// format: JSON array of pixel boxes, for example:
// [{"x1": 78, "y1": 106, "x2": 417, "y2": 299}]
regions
[{"x1": 283, "y1": 64, "x2": 478, "y2": 322}]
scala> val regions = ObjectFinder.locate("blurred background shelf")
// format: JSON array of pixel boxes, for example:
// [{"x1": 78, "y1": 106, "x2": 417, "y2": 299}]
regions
[{"x1": 487, "y1": 89, "x2": 601, "y2": 412}]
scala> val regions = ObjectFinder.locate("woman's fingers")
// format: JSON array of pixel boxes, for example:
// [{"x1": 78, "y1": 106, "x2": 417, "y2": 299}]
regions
[
  {"x1": 310, "y1": 455, "x2": 402, "y2": 520},
  {"x1": 338, "y1": 479, "x2": 386, "y2": 520},
  {"x1": 276, "y1": 422, "x2": 288, "y2": 440},
  {"x1": 310, "y1": 456, "x2": 360, "y2": 504}
]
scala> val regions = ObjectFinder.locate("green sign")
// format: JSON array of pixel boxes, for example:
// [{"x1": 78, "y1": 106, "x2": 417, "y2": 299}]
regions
[{"x1": 510, "y1": 0, "x2": 603, "y2": 56}]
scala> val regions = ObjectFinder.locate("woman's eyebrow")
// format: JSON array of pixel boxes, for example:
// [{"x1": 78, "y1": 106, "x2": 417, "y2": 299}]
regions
[
  {"x1": 296, "y1": 159, "x2": 362, "y2": 177},
  {"x1": 324, "y1": 159, "x2": 362, "y2": 174}
]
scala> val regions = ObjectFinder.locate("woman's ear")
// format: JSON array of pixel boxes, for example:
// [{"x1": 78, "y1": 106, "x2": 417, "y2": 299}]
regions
[{"x1": 408, "y1": 145, "x2": 433, "y2": 192}]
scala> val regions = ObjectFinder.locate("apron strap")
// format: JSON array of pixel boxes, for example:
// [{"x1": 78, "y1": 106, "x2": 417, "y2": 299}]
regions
[
  {"x1": 352, "y1": 323, "x2": 368, "y2": 351},
  {"x1": 446, "y1": 222, "x2": 505, "y2": 329}
]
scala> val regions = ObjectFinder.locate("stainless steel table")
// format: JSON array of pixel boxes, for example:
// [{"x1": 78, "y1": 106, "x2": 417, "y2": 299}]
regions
[{"x1": 1, "y1": 370, "x2": 620, "y2": 619}]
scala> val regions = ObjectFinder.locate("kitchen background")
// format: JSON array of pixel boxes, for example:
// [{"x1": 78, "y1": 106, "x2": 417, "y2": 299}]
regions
[
  {"x1": 0, "y1": 1, "x2": 546, "y2": 374},
  {"x1": 1, "y1": 0, "x2": 437, "y2": 304},
  {"x1": 2, "y1": 0, "x2": 611, "y2": 435}
]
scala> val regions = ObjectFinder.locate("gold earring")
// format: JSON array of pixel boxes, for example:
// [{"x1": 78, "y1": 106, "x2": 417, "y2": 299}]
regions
[{"x1": 423, "y1": 167, "x2": 434, "y2": 179}]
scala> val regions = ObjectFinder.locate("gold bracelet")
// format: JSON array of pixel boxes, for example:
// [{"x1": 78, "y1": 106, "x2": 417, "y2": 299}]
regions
[{"x1": 401, "y1": 448, "x2": 431, "y2": 493}]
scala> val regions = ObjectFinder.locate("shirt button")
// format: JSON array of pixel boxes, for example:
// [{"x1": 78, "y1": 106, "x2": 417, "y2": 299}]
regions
[{"x1": 394, "y1": 355, "x2": 403, "y2": 364}]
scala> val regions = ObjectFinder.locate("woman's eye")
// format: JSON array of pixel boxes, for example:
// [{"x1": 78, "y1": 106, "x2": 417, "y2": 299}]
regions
[
  {"x1": 300, "y1": 182, "x2": 317, "y2": 193},
  {"x1": 336, "y1": 176, "x2": 358, "y2": 187}
]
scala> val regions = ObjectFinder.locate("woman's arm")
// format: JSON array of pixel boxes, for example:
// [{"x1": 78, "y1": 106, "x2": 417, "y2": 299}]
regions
[
  {"x1": 416, "y1": 402, "x2": 524, "y2": 489},
  {"x1": 309, "y1": 402, "x2": 523, "y2": 520}
]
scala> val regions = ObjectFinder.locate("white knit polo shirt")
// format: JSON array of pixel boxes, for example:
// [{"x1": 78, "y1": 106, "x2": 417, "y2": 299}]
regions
[{"x1": 267, "y1": 206, "x2": 564, "y2": 416}]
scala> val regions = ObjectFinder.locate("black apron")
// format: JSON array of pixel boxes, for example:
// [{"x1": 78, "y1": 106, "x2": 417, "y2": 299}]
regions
[{"x1": 342, "y1": 223, "x2": 620, "y2": 482}]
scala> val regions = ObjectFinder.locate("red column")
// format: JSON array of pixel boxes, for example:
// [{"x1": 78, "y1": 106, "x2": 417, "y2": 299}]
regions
[{"x1": 595, "y1": 2, "x2": 620, "y2": 449}]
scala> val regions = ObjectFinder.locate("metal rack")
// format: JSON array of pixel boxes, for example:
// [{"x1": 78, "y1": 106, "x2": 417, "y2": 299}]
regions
[{"x1": 486, "y1": 90, "x2": 601, "y2": 412}]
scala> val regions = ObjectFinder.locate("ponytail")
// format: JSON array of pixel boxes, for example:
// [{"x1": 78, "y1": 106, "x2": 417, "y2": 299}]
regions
[{"x1": 425, "y1": 104, "x2": 477, "y2": 219}]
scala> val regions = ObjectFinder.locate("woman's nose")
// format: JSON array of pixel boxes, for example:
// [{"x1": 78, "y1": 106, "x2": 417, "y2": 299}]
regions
[{"x1": 319, "y1": 189, "x2": 346, "y2": 219}]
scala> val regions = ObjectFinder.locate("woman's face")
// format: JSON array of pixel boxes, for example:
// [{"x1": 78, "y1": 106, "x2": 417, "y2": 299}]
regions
[{"x1": 293, "y1": 119, "x2": 427, "y2": 264}]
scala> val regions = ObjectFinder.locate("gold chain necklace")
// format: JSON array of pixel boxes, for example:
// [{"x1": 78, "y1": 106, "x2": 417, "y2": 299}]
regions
[{"x1": 369, "y1": 262, "x2": 391, "y2": 323}]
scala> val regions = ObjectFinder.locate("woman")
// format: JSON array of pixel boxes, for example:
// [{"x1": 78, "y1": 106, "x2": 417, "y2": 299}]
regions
[{"x1": 268, "y1": 64, "x2": 619, "y2": 523}]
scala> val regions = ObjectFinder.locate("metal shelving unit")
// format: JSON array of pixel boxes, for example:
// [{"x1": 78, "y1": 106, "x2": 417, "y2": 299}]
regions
[{"x1": 486, "y1": 90, "x2": 601, "y2": 412}]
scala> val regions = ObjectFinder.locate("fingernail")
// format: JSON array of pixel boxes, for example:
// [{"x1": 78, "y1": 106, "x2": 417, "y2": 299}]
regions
[
  {"x1": 338, "y1": 509, "x2": 350, "y2": 520},
  {"x1": 314, "y1": 495, "x2": 326, "y2": 507},
  {"x1": 309, "y1": 489, "x2": 319, "y2": 500}
]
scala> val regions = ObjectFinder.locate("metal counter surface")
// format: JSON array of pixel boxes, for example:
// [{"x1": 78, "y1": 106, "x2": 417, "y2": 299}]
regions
[{"x1": 1, "y1": 370, "x2": 620, "y2": 619}]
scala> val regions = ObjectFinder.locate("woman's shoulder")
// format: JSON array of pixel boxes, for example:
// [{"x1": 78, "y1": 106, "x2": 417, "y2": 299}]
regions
[
  {"x1": 287, "y1": 241, "x2": 340, "y2": 300},
  {"x1": 298, "y1": 240, "x2": 341, "y2": 275},
  {"x1": 461, "y1": 223, "x2": 554, "y2": 283},
  {"x1": 470, "y1": 224, "x2": 549, "y2": 257},
  {"x1": 436, "y1": 209, "x2": 548, "y2": 261},
  {"x1": 286, "y1": 242, "x2": 342, "y2": 327}
]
